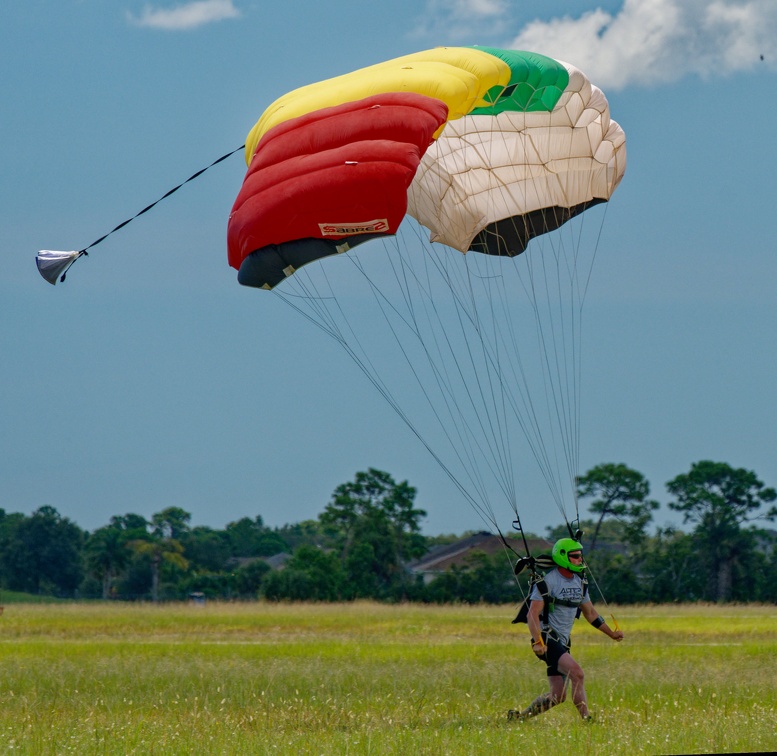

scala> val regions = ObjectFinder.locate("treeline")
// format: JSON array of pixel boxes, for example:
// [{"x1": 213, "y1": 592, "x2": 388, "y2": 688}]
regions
[{"x1": 1, "y1": 462, "x2": 775, "y2": 604}]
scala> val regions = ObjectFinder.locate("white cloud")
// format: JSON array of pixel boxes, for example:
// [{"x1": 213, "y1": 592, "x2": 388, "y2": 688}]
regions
[
  {"x1": 507, "y1": 0, "x2": 777, "y2": 89},
  {"x1": 413, "y1": 0, "x2": 510, "y2": 41},
  {"x1": 129, "y1": 0, "x2": 240, "y2": 31}
]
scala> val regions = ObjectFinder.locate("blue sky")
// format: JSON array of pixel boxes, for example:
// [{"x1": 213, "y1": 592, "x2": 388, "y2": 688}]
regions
[{"x1": 2, "y1": 0, "x2": 776, "y2": 537}]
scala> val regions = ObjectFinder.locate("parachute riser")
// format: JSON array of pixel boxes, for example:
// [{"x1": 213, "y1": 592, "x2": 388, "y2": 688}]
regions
[
  {"x1": 566, "y1": 515, "x2": 584, "y2": 544},
  {"x1": 511, "y1": 515, "x2": 544, "y2": 583}
]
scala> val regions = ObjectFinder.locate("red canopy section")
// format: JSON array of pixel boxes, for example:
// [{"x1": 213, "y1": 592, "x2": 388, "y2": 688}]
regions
[{"x1": 227, "y1": 92, "x2": 448, "y2": 282}]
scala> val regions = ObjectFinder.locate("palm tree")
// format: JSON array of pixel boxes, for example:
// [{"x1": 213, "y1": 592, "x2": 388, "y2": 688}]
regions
[
  {"x1": 129, "y1": 537, "x2": 189, "y2": 602},
  {"x1": 85, "y1": 526, "x2": 131, "y2": 599}
]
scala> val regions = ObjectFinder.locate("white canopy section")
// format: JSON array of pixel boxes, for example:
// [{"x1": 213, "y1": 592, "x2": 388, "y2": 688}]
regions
[{"x1": 407, "y1": 63, "x2": 626, "y2": 254}]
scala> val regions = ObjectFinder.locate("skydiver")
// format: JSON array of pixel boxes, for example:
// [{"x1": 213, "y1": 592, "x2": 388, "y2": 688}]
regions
[{"x1": 508, "y1": 538, "x2": 624, "y2": 722}]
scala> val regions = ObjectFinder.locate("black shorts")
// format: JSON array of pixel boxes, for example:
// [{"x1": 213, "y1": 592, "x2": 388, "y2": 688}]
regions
[{"x1": 538, "y1": 629, "x2": 571, "y2": 677}]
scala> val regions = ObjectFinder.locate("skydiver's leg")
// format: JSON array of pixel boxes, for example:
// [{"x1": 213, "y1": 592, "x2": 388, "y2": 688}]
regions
[
  {"x1": 508, "y1": 671, "x2": 566, "y2": 720},
  {"x1": 508, "y1": 634, "x2": 570, "y2": 721},
  {"x1": 556, "y1": 652, "x2": 590, "y2": 719}
]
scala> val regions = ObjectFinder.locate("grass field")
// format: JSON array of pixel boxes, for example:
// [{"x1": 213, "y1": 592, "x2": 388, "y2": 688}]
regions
[{"x1": 0, "y1": 601, "x2": 775, "y2": 755}]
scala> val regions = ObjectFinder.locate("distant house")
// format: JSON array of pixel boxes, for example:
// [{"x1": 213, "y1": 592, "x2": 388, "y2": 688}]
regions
[
  {"x1": 408, "y1": 532, "x2": 553, "y2": 584},
  {"x1": 262, "y1": 552, "x2": 291, "y2": 570}
]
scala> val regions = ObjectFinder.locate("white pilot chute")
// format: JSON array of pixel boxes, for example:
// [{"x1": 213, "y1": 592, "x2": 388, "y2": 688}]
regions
[{"x1": 35, "y1": 250, "x2": 84, "y2": 285}]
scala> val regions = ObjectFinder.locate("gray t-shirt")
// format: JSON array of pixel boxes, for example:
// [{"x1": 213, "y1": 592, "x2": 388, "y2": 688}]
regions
[{"x1": 529, "y1": 568, "x2": 591, "y2": 645}]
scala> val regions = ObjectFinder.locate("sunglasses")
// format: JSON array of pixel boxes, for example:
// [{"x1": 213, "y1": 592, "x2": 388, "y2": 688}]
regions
[{"x1": 567, "y1": 552, "x2": 583, "y2": 559}]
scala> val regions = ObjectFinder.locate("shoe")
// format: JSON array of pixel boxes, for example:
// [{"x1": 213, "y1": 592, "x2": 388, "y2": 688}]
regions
[
  {"x1": 581, "y1": 712, "x2": 596, "y2": 723},
  {"x1": 507, "y1": 709, "x2": 525, "y2": 722}
]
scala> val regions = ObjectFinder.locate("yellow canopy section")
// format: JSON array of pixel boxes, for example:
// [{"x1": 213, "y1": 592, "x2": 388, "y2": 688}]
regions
[{"x1": 244, "y1": 47, "x2": 511, "y2": 164}]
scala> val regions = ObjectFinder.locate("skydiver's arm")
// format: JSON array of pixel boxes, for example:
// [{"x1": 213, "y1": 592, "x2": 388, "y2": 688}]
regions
[
  {"x1": 527, "y1": 599, "x2": 546, "y2": 654},
  {"x1": 581, "y1": 601, "x2": 623, "y2": 641}
]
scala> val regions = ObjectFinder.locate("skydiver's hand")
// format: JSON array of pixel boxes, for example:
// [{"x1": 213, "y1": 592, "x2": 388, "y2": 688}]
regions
[{"x1": 611, "y1": 630, "x2": 624, "y2": 642}]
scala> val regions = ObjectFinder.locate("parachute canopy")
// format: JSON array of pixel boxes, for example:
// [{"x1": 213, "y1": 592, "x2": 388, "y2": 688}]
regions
[
  {"x1": 227, "y1": 46, "x2": 627, "y2": 534},
  {"x1": 227, "y1": 45, "x2": 625, "y2": 289}
]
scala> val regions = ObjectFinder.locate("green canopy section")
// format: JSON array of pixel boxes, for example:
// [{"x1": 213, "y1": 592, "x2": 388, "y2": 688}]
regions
[{"x1": 470, "y1": 47, "x2": 569, "y2": 114}]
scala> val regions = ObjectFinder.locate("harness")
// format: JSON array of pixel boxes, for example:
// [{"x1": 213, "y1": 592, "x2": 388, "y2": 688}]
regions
[{"x1": 511, "y1": 555, "x2": 588, "y2": 626}]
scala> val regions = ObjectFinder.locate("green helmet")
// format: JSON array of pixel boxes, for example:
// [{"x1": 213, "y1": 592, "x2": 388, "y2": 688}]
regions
[{"x1": 552, "y1": 538, "x2": 584, "y2": 572}]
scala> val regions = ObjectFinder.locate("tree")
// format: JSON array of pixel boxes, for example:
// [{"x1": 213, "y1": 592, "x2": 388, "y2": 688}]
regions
[
  {"x1": 110, "y1": 513, "x2": 150, "y2": 534},
  {"x1": 129, "y1": 509, "x2": 191, "y2": 601},
  {"x1": 576, "y1": 463, "x2": 659, "y2": 550},
  {"x1": 129, "y1": 537, "x2": 189, "y2": 601},
  {"x1": 262, "y1": 546, "x2": 344, "y2": 601},
  {"x1": 753, "y1": 530, "x2": 777, "y2": 602},
  {"x1": 234, "y1": 558, "x2": 271, "y2": 598},
  {"x1": 274, "y1": 520, "x2": 329, "y2": 552},
  {"x1": 1, "y1": 506, "x2": 84, "y2": 596},
  {"x1": 224, "y1": 516, "x2": 288, "y2": 557},
  {"x1": 86, "y1": 514, "x2": 149, "y2": 599},
  {"x1": 151, "y1": 507, "x2": 191, "y2": 541},
  {"x1": 321, "y1": 469, "x2": 426, "y2": 556},
  {"x1": 85, "y1": 524, "x2": 133, "y2": 599},
  {"x1": 0, "y1": 509, "x2": 25, "y2": 589},
  {"x1": 343, "y1": 540, "x2": 384, "y2": 599},
  {"x1": 666, "y1": 461, "x2": 777, "y2": 601},
  {"x1": 320, "y1": 469, "x2": 427, "y2": 598},
  {"x1": 181, "y1": 526, "x2": 231, "y2": 573}
]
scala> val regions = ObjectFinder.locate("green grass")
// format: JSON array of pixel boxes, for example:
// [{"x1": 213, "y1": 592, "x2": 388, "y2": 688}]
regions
[{"x1": 0, "y1": 602, "x2": 775, "y2": 754}]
